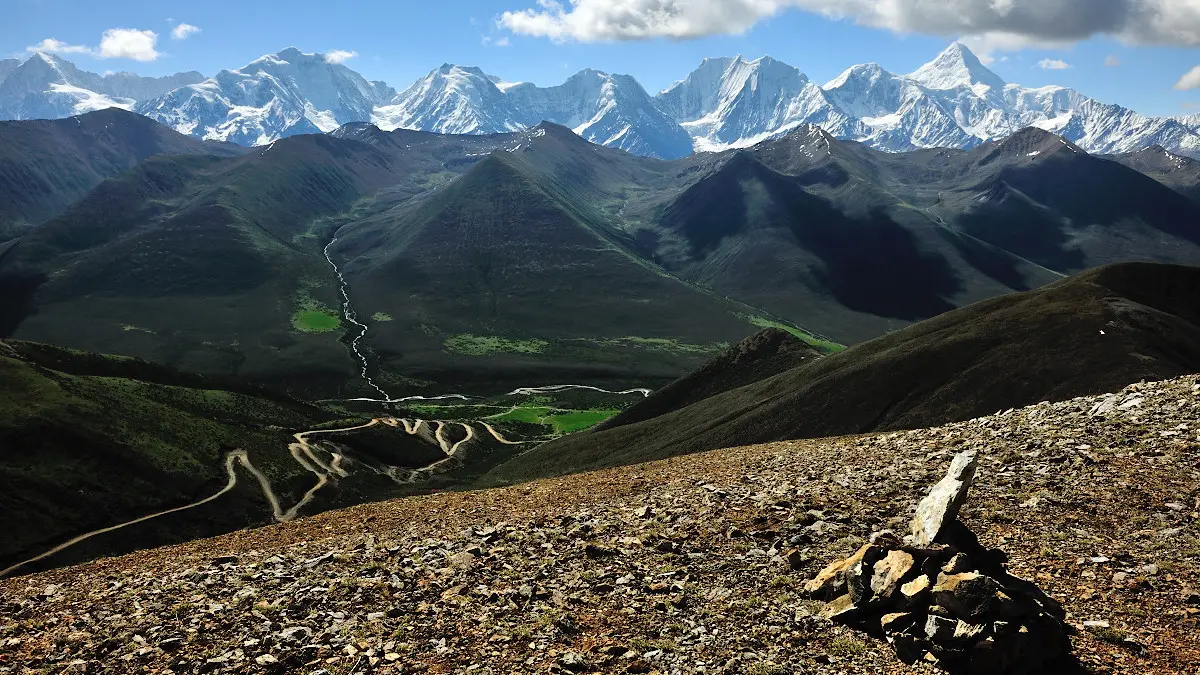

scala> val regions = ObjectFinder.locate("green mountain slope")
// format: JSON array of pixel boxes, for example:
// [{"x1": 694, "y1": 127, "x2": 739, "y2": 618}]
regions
[
  {"x1": 4, "y1": 115, "x2": 1200, "y2": 397},
  {"x1": 485, "y1": 262, "x2": 1200, "y2": 484},
  {"x1": 0, "y1": 108, "x2": 243, "y2": 238},
  {"x1": 0, "y1": 339, "x2": 336, "y2": 572},
  {"x1": 336, "y1": 150, "x2": 762, "y2": 393}
]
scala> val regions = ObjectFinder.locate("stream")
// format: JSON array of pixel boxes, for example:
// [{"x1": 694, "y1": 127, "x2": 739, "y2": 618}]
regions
[
  {"x1": 323, "y1": 237, "x2": 391, "y2": 400},
  {"x1": 321, "y1": 238, "x2": 653, "y2": 407}
]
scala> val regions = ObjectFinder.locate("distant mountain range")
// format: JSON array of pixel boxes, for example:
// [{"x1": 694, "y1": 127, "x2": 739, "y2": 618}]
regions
[
  {"x1": 1, "y1": 44, "x2": 1198, "y2": 159},
  {"x1": 0, "y1": 53, "x2": 203, "y2": 120},
  {"x1": 2, "y1": 109, "x2": 1199, "y2": 398}
]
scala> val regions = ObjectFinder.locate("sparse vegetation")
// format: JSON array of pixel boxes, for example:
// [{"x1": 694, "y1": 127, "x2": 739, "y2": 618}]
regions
[
  {"x1": 292, "y1": 283, "x2": 342, "y2": 333},
  {"x1": 443, "y1": 334, "x2": 549, "y2": 356},
  {"x1": 829, "y1": 634, "x2": 868, "y2": 657},
  {"x1": 742, "y1": 315, "x2": 844, "y2": 353},
  {"x1": 585, "y1": 336, "x2": 726, "y2": 355}
]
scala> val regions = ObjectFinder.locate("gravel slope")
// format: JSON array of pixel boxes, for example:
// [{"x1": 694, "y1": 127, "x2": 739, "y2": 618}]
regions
[{"x1": 2, "y1": 375, "x2": 1198, "y2": 674}]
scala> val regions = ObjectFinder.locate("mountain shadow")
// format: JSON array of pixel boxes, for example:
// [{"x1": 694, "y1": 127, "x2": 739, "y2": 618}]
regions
[{"x1": 486, "y1": 262, "x2": 1200, "y2": 484}]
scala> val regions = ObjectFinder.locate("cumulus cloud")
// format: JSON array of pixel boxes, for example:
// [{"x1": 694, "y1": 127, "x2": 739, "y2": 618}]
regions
[
  {"x1": 171, "y1": 23, "x2": 201, "y2": 40},
  {"x1": 324, "y1": 50, "x2": 358, "y2": 64},
  {"x1": 26, "y1": 38, "x2": 93, "y2": 55},
  {"x1": 1104, "y1": 54, "x2": 1122, "y2": 66},
  {"x1": 1038, "y1": 58, "x2": 1072, "y2": 69},
  {"x1": 1175, "y1": 65, "x2": 1200, "y2": 90},
  {"x1": 26, "y1": 29, "x2": 160, "y2": 61},
  {"x1": 97, "y1": 28, "x2": 160, "y2": 61},
  {"x1": 499, "y1": 0, "x2": 1200, "y2": 50}
]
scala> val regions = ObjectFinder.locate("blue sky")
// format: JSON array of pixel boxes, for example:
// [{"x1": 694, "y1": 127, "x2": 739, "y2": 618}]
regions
[{"x1": 5, "y1": 0, "x2": 1199, "y2": 116}]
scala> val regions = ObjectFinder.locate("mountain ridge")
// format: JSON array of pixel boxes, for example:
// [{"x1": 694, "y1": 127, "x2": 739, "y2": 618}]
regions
[
  {"x1": 488, "y1": 262, "x2": 1200, "y2": 484},
  {"x1": 3, "y1": 44, "x2": 1198, "y2": 160}
]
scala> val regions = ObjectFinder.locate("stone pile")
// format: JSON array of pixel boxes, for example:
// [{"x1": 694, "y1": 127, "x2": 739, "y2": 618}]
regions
[{"x1": 802, "y1": 451, "x2": 1073, "y2": 673}]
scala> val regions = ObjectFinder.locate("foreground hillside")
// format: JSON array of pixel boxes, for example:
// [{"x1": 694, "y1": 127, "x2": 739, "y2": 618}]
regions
[
  {"x1": 0, "y1": 340, "x2": 550, "y2": 575},
  {"x1": 495, "y1": 262, "x2": 1200, "y2": 483},
  {"x1": 2, "y1": 375, "x2": 1197, "y2": 673}
]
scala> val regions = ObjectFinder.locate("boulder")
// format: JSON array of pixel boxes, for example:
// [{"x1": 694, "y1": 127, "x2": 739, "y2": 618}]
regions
[
  {"x1": 804, "y1": 543, "x2": 885, "y2": 601},
  {"x1": 909, "y1": 451, "x2": 978, "y2": 547},
  {"x1": 870, "y1": 550, "x2": 915, "y2": 602},
  {"x1": 880, "y1": 612, "x2": 915, "y2": 634},
  {"x1": 818, "y1": 594, "x2": 858, "y2": 621},
  {"x1": 932, "y1": 572, "x2": 1004, "y2": 619}
]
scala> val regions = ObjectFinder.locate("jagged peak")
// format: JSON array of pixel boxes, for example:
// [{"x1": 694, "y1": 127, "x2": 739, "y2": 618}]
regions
[
  {"x1": 823, "y1": 62, "x2": 893, "y2": 90},
  {"x1": 434, "y1": 63, "x2": 489, "y2": 78},
  {"x1": 565, "y1": 68, "x2": 616, "y2": 84},
  {"x1": 32, "y1": 52, "x2": 65, "y2": 66},
  {"x1": 909, "y1": 41, "x2": 1006, "y2": 92}
]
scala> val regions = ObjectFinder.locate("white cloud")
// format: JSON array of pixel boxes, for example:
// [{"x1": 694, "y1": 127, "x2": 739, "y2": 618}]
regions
[
  {"x1": 26, "y1": 38, "x2": 93, "y2": 56},
  {"x1": 324, "y1": 50, "x2": 358, "y2": 64},
  {"x1": 26, "y1": 29, "x2": 160, "y2": 61},
  {"x1": 171, "y1": 23, "x2": 201, "y2": 40},
  {"x1": 97, "y1": 28, "x2": 159, "y2": 61},
  {"x1": 1037, "y1": 58, "x2": 1072, "y2": 69},
  {"x1": 499, "y1": 0, "x2": 1200, "y2": 50},
  {"x1": 482, "y1": 35, "x2": 512, "y2": 47},
  {"x1": 1175, "y1": 64, "x2": 1200, "y2": 90},
  {"x1": 1104, "y1": 54, "x2": 1122, "y2": 66}
]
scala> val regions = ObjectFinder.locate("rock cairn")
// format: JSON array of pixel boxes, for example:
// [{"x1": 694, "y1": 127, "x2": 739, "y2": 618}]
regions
[{"x1": 802, "y1": 451, "x2": 1072, "y2": 673}]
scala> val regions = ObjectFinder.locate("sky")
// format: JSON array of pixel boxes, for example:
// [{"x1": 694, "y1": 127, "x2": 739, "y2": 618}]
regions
[{"x1": 4, "y1": 0, "x2": 1199, "y2": 116}]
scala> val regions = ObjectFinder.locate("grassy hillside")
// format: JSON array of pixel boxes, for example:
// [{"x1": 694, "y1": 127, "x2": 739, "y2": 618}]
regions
[
  {"x1": 4, "y1": 117, "x2": 1200, "y2": 397},
  {"x1": 0, "y1": 340, "x2": 337, "y2": 572},
  {"x1": 0, "y1": 108, "x2": 243, "y2": 238},
  {"x1": 337, "y1": 149, "x2": 768, "y2": 394},
  {"x1": 595, "y1": 327, "x2": 822, "y2": 429},
  {"x1": 486, "y1": 262, "x2": 1200, "y2": 484}
]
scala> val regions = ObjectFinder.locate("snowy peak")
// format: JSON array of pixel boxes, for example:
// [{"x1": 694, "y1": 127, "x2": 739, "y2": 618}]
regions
[
  {"x1": 3, "y1": 44, "x2": 1198, "y2": 161},
  {"x1": 824, "y1": 62, "x2": 890, "y2": 90},
  {"x1": 657, "y1": 55, "x2": 806, "y2": 123},
  {"x1": 504, "y1": 68, "x2": 693, "y2": 158},
  {"x1": 374, "y1": 63, "x2": 521, "y2": 135},
  {"x1": 657, "y1": 54, "x2": 860, "y2": 152},
  {"x1": 137, "y1": 48, "x2": 393, "y2": 146},
  {"x1": 0, "y1": 53, "x2": 203, "y2": 119},
  {"x1": 909, "y1": 42, "x2": 1006, "y2": 92}
]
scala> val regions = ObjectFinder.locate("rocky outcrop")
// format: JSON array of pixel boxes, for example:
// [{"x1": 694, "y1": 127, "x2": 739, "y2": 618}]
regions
[
  {"x1": 909, "y1": 450, "x2": 977, "y2": 547},
  {"x1": 804, "y1": 451, "x2": 1072, "y2": 672}
]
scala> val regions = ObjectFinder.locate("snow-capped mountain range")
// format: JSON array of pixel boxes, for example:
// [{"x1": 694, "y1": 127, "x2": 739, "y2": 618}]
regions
[
  {"x1": 134, "y1": 48, "x2": 395, "y2": 147},
  {"x1": 0, "y1": 53, "x2": 203, "y2": 120},
  {"x1": 1, "y1": 44, "x2": 1198, "y2": 159}
]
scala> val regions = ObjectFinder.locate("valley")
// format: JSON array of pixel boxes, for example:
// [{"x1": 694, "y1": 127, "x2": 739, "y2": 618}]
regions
[{"x1": 0, "y1": 106, "x2": 1198, "y2": 583}]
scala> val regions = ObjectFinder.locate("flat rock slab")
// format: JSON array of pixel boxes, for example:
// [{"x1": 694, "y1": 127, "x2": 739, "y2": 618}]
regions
[{"x1": 909, "y1": 450, "x2": 978, "y2": 546}]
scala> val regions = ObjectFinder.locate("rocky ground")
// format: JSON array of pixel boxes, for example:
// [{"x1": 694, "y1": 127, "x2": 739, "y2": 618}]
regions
[{"x1": 1, "y1": 376, "x2": 1198, "y2": 674}]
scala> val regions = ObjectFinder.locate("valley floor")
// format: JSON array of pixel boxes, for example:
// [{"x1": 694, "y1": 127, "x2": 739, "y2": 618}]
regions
[{"x1": 2, "y1": 377, "x2": 1198, "y2": 674}]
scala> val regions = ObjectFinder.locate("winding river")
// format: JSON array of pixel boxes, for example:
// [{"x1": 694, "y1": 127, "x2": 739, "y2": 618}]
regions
[{"x1": 323, "y1": 236, "x2": 391, "y2": 401}]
